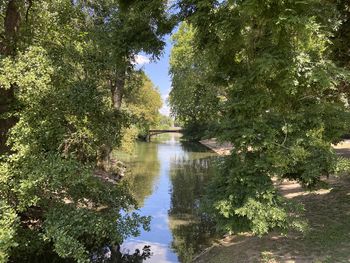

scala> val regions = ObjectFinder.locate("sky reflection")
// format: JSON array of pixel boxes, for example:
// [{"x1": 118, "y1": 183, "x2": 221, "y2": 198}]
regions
[{"x1": 120, "y1": 134, "x2": 217, "y2": 263}]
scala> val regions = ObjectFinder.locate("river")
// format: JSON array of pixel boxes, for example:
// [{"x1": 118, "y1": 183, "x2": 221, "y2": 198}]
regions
[{"x1": 116, "y1": 133, "x2": 218, "y2": 263}]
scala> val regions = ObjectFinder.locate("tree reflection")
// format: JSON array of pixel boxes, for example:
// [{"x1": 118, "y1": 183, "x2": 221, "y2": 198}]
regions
[
  {"x1": 168, "y1": 156, "x2": 217, "y2": 263},
  {"x1": 114, "y1": 142, "x2": 161, "y2": 207},
  {"x1": 93, "y1": 245, "x2": 151, "y2": 263},
  {"x1": 180, "y1": 141, "x2": 213, "y2": 154},
  {"x1": 115, "y1": 137, "x2": 219, "y2": 262}
]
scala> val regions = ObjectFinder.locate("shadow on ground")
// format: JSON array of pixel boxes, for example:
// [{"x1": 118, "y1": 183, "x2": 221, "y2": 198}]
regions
[
  {"x1": 335, "y1": 148, "x2": 350, "y2": 158},
  {"x1": 194, "y1": 175, "x2": 350, "y2": 263}
]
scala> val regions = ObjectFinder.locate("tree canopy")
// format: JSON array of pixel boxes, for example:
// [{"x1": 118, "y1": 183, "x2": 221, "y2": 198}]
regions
[
  {"x1": 169, "y1": 22, "x2": 223, "y2": 139},
  {"x1": 0, "y1": 0, "x2": 172, "y2": 262},
  {"x1": 170, "y1": 0, "x2": 350, "y2": 235},
  {"x1": 2, "y1": 0, "x2": 350, "y2": 262}
]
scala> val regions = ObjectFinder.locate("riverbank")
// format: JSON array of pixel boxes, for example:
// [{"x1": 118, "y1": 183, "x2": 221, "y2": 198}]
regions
[
  {"x1": 194, "y1": 174, "x2": 350, "y2": 263},
  {"x1": 200, "y1": 138, "x2": 350, "y2": 156},
  {"x1": 194, "y1": 140, "x2": 350, "y2": 262},
  {"x1": 199, "y1": 139, "x2": 233, "y2": 155}
]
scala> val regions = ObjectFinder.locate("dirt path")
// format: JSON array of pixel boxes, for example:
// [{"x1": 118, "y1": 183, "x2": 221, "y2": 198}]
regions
[
  {"x1": 194, "y1": 140, "x2": 350, "y2": 263},
  {"x1": 194, "y1": 175, "x2": 350, "y2": 263}
]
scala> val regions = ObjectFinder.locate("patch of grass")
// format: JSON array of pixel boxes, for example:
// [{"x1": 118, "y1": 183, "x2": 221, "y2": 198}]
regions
[{"x1": 299, "y1": 183, "x2": 350, "y2": 261}]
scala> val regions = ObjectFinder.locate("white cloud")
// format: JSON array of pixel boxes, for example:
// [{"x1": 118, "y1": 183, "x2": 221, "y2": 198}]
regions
[
  {"x1": 121, "y1": 240, "x2": 174, "y2": 263},
  {"x1": 133, "y1": 55, "x2": 150, "y2": 66}
]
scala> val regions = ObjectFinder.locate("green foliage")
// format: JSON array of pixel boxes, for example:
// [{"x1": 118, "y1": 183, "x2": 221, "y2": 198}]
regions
[
  {"x1": 332, "y1": 0, "x2": 350, "y2": 69},
  {"x1": 207, "y1": 154, "x2": 307, "y2": 235},
  {"x1": 118, "y1": 72, "x2": 164, "y2": 147},
  {"x1": 169, "y1": 22, "x2": 223, "y2": 140},
  {"x1": 119, "y1": 126, "x2": 139, "y2": 154},
  {"x1": 0, "y1": 203, "x2": 18, "y2": 263},
  {"x1": 175, "y1": 0, "x2": 350, "y2": 235},
  {"x1": 156, "y1": 114, "x2": 173, "y2": 130},
  {"x1": 0, "y1": 1, "x2": 172, "y2": 262},
  {"x1": 124, "y1": 73, "x2": 163, "y2": 136}
]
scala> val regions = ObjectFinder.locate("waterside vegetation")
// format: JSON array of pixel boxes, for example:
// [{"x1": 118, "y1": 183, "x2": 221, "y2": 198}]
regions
[{"x1": 1, "y1": 0, "x2": 350, "y2": 262}]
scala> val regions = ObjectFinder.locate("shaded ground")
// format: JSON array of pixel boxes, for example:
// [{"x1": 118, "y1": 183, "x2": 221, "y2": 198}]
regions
[
  {"x1": 193, "y1": 142, "x2": 350, "y2": 263},
  {"x1": 333, "y1": 140, "x2": 350, "y2": 158},
  {"x1": 194, "y1": 176, "x2": 350, "y2": 263}
]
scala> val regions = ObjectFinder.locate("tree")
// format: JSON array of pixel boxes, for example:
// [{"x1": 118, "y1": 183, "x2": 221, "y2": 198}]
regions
[
  {"x1": 175, "y1": 0, "x2": 350, "y2": 235},
  {"x1": 124, "y1": 73, "x2": 163, "y2": 134},
  {"x1": 82, "y1": 0, "x2": 173, "y2": 111},
  {"x1": 118, "y1": 72, "x2": 163, "y2": 150},
  {"x1": 332, "y1": 0, "x2": 350, "y2": 69},
  {"x1": 0, "y1": 0, "x2": 22, "y2": 154},
  {"x1": 77, "y1": 0, "x2": 173, "y2": 167},
  {"x1": 331, "y1": 0, "x2": 350, "y2": 110},
  {"x1": 169, "y1": 22, "x2": 223, "y2": 140},
  {"x1": 156, "y1": 114, "x2": 173, "y2": 130},
  {"x1": 0, "y1": 1, "x2": 173, "y2": 261}
]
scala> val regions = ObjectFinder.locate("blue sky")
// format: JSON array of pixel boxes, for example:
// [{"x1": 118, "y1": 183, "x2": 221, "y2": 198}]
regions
[{"x1": 136, "y1": 34, "x2": 173, "y2": 116}]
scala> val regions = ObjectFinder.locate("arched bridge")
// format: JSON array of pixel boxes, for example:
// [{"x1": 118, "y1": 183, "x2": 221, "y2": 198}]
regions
[{"x1": 147, "y1": 128, "x2": 183, "y2": 141}]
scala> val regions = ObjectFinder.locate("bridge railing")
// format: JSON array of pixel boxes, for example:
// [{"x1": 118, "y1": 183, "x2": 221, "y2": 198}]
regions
[{"x1": 148, "y1": 129, "x2": 183, "y2": 133}]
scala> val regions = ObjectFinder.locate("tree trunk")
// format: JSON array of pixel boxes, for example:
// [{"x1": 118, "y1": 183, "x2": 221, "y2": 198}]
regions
[
  {"x1": 1, "y1": 0, "x2": 21, "y2": 55},
  {"x1": 0, "y1": 0, "x2": 22, "y2": 155},
  {"x1": 96, "y1": 74, "x2": 126, "y2": 171},
  {"x1": 110, "y1": 76, "x2": 125, "y2": 110},
  {"x1": 0, "y1": 88, "x2": 16, "y2": 154}
]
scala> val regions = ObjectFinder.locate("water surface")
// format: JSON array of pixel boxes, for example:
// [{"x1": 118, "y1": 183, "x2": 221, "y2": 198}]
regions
[{"x1": 118, "y1": 134, "x2": 217, "y2": 263}]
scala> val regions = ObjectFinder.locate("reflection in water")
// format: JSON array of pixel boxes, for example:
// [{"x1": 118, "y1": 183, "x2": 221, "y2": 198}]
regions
[
  {"x1": 115, "y1": 142, "x2": 161, "y2": 206},
  {"x1": 122, "y1": 240, "x2": 174, "y2": 263},
  {"x1": 168, "y1": 156, "x2": 217, "y2": 263},
  {"x1": 169, "y1": 156, "x2": 213, "y2": 214},
  {"x1": 118, "y1": 134, "x2": 217, "y2": 263}
]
